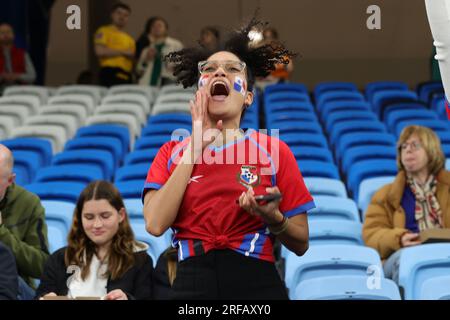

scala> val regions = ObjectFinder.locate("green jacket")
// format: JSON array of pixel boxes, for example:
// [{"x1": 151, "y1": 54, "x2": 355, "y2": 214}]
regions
[{"x1": 0, "y1": 184, "x2": 49, "y2": 286}]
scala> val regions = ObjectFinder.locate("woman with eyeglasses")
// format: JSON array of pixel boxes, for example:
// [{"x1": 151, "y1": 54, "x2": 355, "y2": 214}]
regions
[
  {"x1": 142, "y1": 17, "x2": 315, "y2": 300},
  {"x1": 363, "y1": 125, "x2": 450, "y2": 283}
]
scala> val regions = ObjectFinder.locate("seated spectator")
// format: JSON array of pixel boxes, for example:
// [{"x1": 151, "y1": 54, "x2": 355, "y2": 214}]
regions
[
  {"x1": 36, "y1": 181, "x2": 153, "y2": 300},
  {"x1": 94, "y1": 3, "x2": 135, "y2": 87},
  {"x1": 0, "y1": 144, "x2": 48, "y2": 300},
  {"x1": 255, "y1": 27, "x2": 294, "y2": 89},
  {"x1": 136, "y1": 16, "x2": 183, "y2": 87},
  {"x1": 0, "y1": 241, "x2": 18, "y2": 300},
  {"x1": 152, "y1": 246, "x2": 177, "y2": 300},
  {"x1": 199, "y1": 26, "x2": 221, "y2": 51},
  {"x1": 0, "y1": 23, "x2": 36, "y2": 92},
  {"x1": 363, "y1": 125, "x2": 450, "y2": 283}
]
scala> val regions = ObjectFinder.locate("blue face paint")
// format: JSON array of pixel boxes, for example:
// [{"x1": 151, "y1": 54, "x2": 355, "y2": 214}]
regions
[{"x1": 233, "y1": 76, "x2": 246, "y2": 96}]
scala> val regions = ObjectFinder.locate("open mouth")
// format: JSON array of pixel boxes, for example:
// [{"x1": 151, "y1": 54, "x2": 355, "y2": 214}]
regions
[{"x1": 210, "y1": 80, "x2": 230, "y2": 101}]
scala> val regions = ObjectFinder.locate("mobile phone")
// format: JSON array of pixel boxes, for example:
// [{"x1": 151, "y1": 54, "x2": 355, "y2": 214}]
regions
[{"x1": 254, "y1": 193, "x2": 282, "y2": 202}]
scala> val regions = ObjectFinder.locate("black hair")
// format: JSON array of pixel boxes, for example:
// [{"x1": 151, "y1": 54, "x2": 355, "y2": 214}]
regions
[
  {"x1": 165, "y1": 15, "x2": 296, "y2": 93},
  {"x1": 111, "y1": 2, "x2": 131, "y2": 13}
]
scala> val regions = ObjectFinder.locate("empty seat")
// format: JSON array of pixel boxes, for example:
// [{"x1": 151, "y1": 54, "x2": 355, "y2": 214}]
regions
[
  {"x1": 96, "y1": 104, "x2": 146, "y2": 126},
  {"x1": 314, "y1": 82, "x2": 358, "y2": 98},
  {"x1": 47, "y1": 223, "x2": 67, "y2": 254},
  {"x1": 124, "y1": 149, "x2": 159, "y2": 166},
  {"x1": 417, "y1": 81, "x2": 444, "y2": 103},
  {"x1": 12, "y1": 150, "x2": 43, "y2": 181},
  {"x1": 419, "y1": 275, "x2": 450, "y2": 300},
  {"x1": 308, "y1": 220, "x2": 363, "y2": 246},
  {"x1": 0, "y1": 96, "x2": 40, "y2": 115},
  {"x1": 39, "y1": 104, "x2": 88, "y2": 127},
  {"x1": 158, "y1": 84, "x2": 195, "y2": 96},
  {"x1": 155, "y1": 92, "x2": 194, "y2": 105},
  {"x1": 0, "y1": 117, "x2": 15, "y2": 139},
  {"x1": 124, "y1": 198, "x2": 143, "y2": 217},
  {"x1": 386, "y1": 109, "x2": 438, "y2": 133},
  {"x1": 101, "y1": 94, "x2": 150, "y2": 115},
  {"x1": 341, "y1": 145, "x2": 397, "y2": 174},
  {"x1": 52, "y1": 150, "x2": 114, "y2": 180},
  {"x1": 325, "y1": 110, "x2": 377, "y2": 133},
  {"x1": 290, "y1": 146, "x2": 334, "y2": 163},
  {"x1": 1, "y1": 138, "x2": 53, "y2": 166},
  {"x1": 371, "y1": 90, "x2": 418, "y2": 118},
  {"x1": 365, "y1": 81, "x2": 409, "y2": 102},
  {"x1": 309, "y1": 196, "x2": 359, "y2": 221},
  {"x1": 320, "y1": 101, "x2": 371, "y2": 122},
  {"x1": 147, "y1": 113, "x2": 191, "y2": 126},
  {"x1": 25, "y1": 182, "x2": 85, "y2": 203},
  {"x1": 317, "y1": 91, "x2": 365, "y2": 112},
  {"x1": 56, "y1": 85, "x2": 106, "y2": 105},
  {"x1": 76, "y1": 125, "x2": 130, "y2": 155},
  {"x1": 284, "y1": 244, "x2": 383, "y2": 298},
  {"x1": 398, "y1": 243, "x2": 450, "y2": 300},
  {"x1": 336, "y1": 132, "x2": 396, "y2": 162},
  {"x1": 42, "y1": 200, "x2": 75, "y2": 233},
  {"x1": 330, "y1": 121, "x2": 387, "y2": 147},
  {"x1": 280, "y1": 133, "x2": 328, "y2": 149},
  {"x1": 264, "y1": 83, "x2": 308, "y2": 95},
  {"x1": 293, "y1": 275, "x2": 401, "y2": 300},
  {"x1": 135, "y1": 135, "x2": 172, "y2": 150},
  {"x1": 86, "y1": 114, "x2": 140, "y2": 147},
  {"x1": 108, "y1": 84, "x2": 154, "y2": 103},
  {"x1": 395, "y1": 119, "x2": 449, "y2": 137},
  {"x1": 304, "y1": 177, "x2": 348, "y2": 198},
  {"x1": 13, "y1": 165, "x2": 29, "y2": 185},
  {"x1": 264, "y1": 92, "x2": 311, "y2": 105},
  {"x1": 297, "y1": 160, "x2": 339, "y2": 180},
  {"x1": 347, "y1": 159, "x2": 398, "y2": 200},
  {"x1": 0, "y1": 105, "x2": 31, "y2": 125},
  {"x1": 25, "y1": 114, "x2": 78, "y2": 138},
  {"x1": 358, "y1": 176, "x2": 395, "y2": 215},
  {"x1": 265, "y1": 101, "x2": 314, "y2": 115},
  {"x1": 10, "y1": 125, "x2": 67, "y2": 153},
  {"x1": 116, "y1": 181, "x2": 144, "y2": 199},
  {"x1": 115, "y1": 164, "x2": 151, "y2": 183},
  {"x1": 269, "y1": 120, "x2": 323, "y2": 135},
  {"x1": 35, "y1": 165, "x2": 103, "y2": 185},
  {"x1": 48, "y1": 94, "x2": 95, "y2": 115},
  {"x1": 64, "y1": 137, "x2": 123, "y2": 168},
  {"x1": 141, "y1": 123, "x2": 191, "y2": 138},
  {"x1": 151, "y1": 102, "x2": 190, "y2": 115},
  {"x1": 3, "y1": 85, "x2": 49, "y2": 104}
]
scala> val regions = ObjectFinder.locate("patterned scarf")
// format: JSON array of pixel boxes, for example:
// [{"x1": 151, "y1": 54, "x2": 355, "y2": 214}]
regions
[{"x1": 406, "y1": 174, "x2": 443, "y2": 231}]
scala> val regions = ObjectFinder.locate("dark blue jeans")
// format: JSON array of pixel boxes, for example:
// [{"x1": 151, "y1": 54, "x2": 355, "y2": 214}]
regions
[{"x1": 17, "y1": 277, "x2": 35, "y2": 300}]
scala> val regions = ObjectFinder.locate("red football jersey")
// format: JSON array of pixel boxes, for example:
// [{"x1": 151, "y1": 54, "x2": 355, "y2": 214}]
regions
[{"x1": 143, "y1": 129, "x2": 315, "y2": 262}]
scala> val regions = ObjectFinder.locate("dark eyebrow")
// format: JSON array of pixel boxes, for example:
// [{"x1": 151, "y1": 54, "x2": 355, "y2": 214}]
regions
[{"x1": 82, "y1": 211, "x2": 113, "y2": 215}]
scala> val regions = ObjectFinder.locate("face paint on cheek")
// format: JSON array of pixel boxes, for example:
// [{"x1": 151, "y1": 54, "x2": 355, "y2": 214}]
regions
[
  {"x1": 198, "y1": 74, "x2": 210, "y2": 88},
  {"x1": 233, "y1": 76, "x2": 247, "y2": 97}
]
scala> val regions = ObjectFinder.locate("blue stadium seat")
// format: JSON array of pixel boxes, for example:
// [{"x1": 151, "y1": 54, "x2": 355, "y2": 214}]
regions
[
  {"x1": 264, "y1": 91, "x2": 311, "y2": 105},
  {"x1": 293, "y1": 275, "x2": 401, "y2": 300},
  {"x1": 447, "y1": 159, "x2": 450, "y2": 170},
  {"x1": 434, "y1": 98, "x2": 448, "y2": 120},
  {"x1": 436, "y1": 130, "x2": 450, "y2": 145},
  {"x1": 317, "y1": 91, "x2": 365, "y2": 112},
  {"x1": 308, "y1": 220, "x2": 363, "y2": 246},
  {"x1": 358, "y1": 176, "x2": 395, "y2": 216},
  {"x1": 371, "y1": 90, "x2": 418, "y2": 118},
  {"x1": 398, "y1": 243, "x2": 450, "y2": 300},
  {"x1": 290, "y1": 146, "x2": 334, "y2": 163},
  {"x1": 314, "y1": 82, "x2": 358, "y2": 98},
  {"x1": 419, "y1": 275, "x2": 450, "y2": 300},
  {"x1": 381, "y1": 101, "x2": 428, "y2": 122},
  {"x1": 417, "y1": 81, "x2": 444, "y2": 103},
  {"x1": 395, "y1": 119, "x2": 449, "y2": 137},
  {"x1": 131, "y1": 221, "x2": 173, "y2": 267},
  {"x1": 124, "y1": 149, "x2": 158, "y2": 166},
  {"x1": 309, "y1": 196, "x2": 360, "y2": 221},
  {"x1": 330, "y1": 121, "x2": 387, "y2": 147},
  {"x1": 124, "y1": 198, "x2": 143, "y2": 218},
  {"x1": 297, "y1": 160, "x2": 339, "y2": 179},
  {"x1": 1, "y1": 138, "x2": 52, "y2": 166},
  {"x1": 347, "y1": 159, "x2": 398, "y2": 200},
  {"x1": 115, "y1": 164, "x2": 151, "y2": 183},
  {"x1": 47, "y1": 223, "x2": 67, "y2": 254},
  {"x1": 42, "y1": 200, "x2": 75, "y2": 233},
  {"x1": 25, "y1": 182, "x2": 85, "y2": 203},
  {"x1": 12, "y1": 151, "x2": 42, "y2": 182},
  {"x1": 325, "y1": 110, "x2": 377, "y2": 133},
  {"x1": 336, "y1": 133, "x2": 396, "y2": 162},
  {"x1": 35, "y1": 165, "x2": 103, "y2": 185},
  {"x1": 116, "y1": 181, "x2": 144, "y2": 199},
  {"x1": 64, "y1": 137, "x2": 123, "y2": 168},
  {"x1": 264, "y1": 83, "x2": 308, "y2": 95},
  {"x1": 304, "y1": 177, "x2": 347, "y2": 198},
  {"x1": 365, "y1": 81, "x2": 409, "y2": 102},
  {"x1": 240, "y1": 117, "x2": 259, "y2": 130},
  {"x1": 280, "y1": 133, "x2": 328, "y2": 149},
  {"x1": 443, "y1": 144, "x2": 450, "y2": 158},
  {"x1": 266, "y1": 111, "x2": 318, "y2": 127},
  {"x1": 76, "y1": 125, "x2": 130, "y2": 155},
  {"x1": 341, "y1": 145, "x2": 397, "y2": 174},
  {"x1": 270, "y1": 121, "x2": 323, "y2": 135},
  {"x1": 386, "y1": 109, "x2": 438, "y2": 133},
  {"x1": 147, "y1": 113, "x2": 191, "y2": 126},
  {"x1": 320, "y1": 101, "x2": 371, "y2": 121},
  {"x1": 135, "y1": 135, "x2": 177, "y2": 150},
  {"x1": 284, "y1": 244, "x2": 383, "y2": 299},
  {"x1": 265, "y1": 101, "x2": 314, "y2": 115},
  {"x1": 52, "y1": 150, "x2": 114, "y2": 180},
  {"x1": 141, "y1": 123, "x2": 191, "y2": 138}
]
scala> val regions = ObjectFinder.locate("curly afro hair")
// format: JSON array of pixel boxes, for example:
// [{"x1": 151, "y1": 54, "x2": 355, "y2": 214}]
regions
[{"x1": 165, "y1": 15, "x2": 296, "y2": 92}]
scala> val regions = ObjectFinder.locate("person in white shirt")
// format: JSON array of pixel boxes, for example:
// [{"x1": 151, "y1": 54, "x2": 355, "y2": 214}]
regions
[{"x1": 36, "y1": 181, "x2": 153, "y2": 300}]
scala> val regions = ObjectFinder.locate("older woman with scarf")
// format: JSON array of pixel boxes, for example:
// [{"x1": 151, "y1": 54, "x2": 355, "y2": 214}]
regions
[{"x1": 363, "y1": 125, "x2": 450, "y2": 283}]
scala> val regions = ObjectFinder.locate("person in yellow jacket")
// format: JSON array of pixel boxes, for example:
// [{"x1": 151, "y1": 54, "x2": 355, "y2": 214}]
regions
[
  {"x1": 94, "y1": 2, "x2": 135, "y2": 87},
  {"x1": 363, "y1": 125, "x2": 450, "y2": 283}
]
